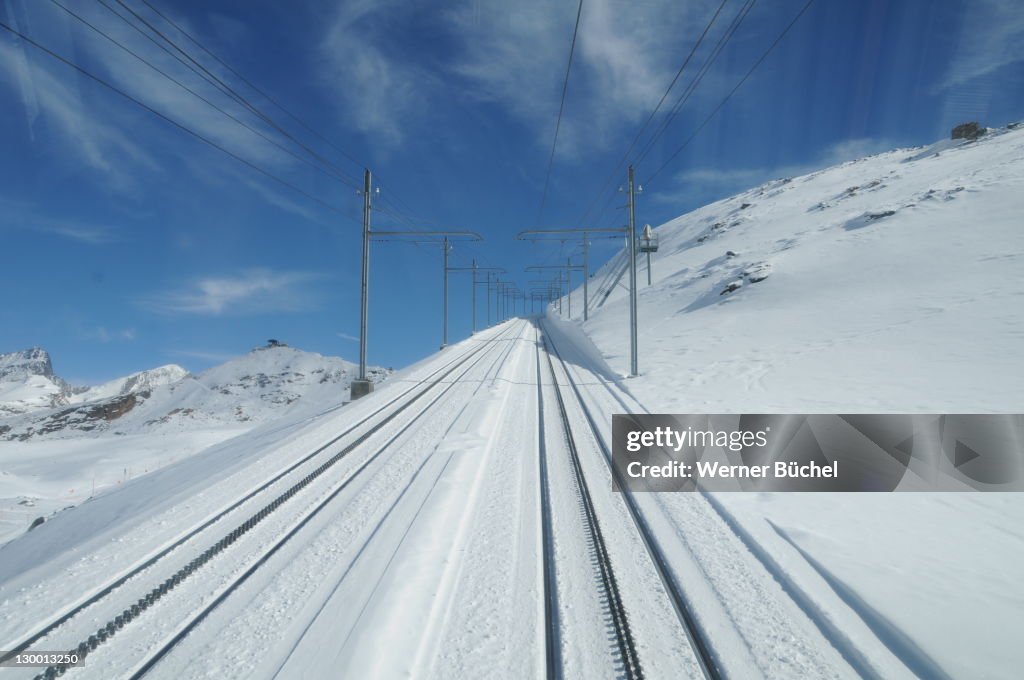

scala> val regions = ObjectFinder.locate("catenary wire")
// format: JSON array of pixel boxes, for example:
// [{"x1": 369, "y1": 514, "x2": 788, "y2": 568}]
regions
[
  {"x1": 536, "y1": 0, "x2": 584, "y2": 227},
  {"x1": 0, "y1": 19, "x2": 353, "y2": 219}
]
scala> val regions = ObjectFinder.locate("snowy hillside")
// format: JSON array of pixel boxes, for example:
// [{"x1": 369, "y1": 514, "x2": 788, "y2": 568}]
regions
[
  {"x1": 1, "y1": 343, "x2": 388, "y2": 441},
  {"x1": 69, "y1": 364, "x2": 191, "y2": 405},
  {"x1": 578, "y1": 123, "x2": 1024, "y2": 413},
  {"x1": 560, "y1": 123, "x2": 1024, "y2": 680},
  {"x1": 0, "y1": 344, "x2": 390, "y2": 546}
]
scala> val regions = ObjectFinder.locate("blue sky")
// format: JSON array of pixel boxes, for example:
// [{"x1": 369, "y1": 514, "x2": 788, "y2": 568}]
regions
[{"x1": 1, "y1": 0, "x2": 1022, "y2": 383}]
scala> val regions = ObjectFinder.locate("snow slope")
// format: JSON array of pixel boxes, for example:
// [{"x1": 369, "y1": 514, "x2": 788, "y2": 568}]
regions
[
  {"x1": 69, "y1": 364, "x2": 190, "y2": 404},
  {"x1": 0, "y1": 344, "x2": 390, "y2": 546},
  {"x1": 581, "y1": 123, "x2": 1024, "y2": 412},
  {"x1": 561, "y1": 124, "x2": 1024, "y2": 679}
]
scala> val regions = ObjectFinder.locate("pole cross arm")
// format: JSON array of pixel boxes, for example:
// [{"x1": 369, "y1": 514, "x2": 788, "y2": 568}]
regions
[
  {"x1": 525, "y1": 264, "x2": 584, "y2": 271},
  {"x1": 371, "y1": 230, "x2": 483, "y2": 240},
  {"x1": 516, "y1": 227, "x2": 627, "y2": 239}
]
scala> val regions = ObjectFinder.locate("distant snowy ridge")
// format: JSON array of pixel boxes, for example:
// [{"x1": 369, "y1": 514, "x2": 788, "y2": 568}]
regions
[
  {"x1": 0, "y1": 344, "x2": 390, "y2": 440},
  {"x1": 69, "y1": 364, "x2": 190, "y2": 404}
]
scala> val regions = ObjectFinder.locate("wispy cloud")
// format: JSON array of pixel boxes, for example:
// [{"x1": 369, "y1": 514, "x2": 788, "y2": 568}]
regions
[
  {"x1": 141, "y1": 268, "x2": 327, "y2": 316},
  {"x1": 654, "y1": 137, "x2": 895, "y2": 206},
  {"x1": 446, "y1": 0, "x2": 722, "y2": 156},
  {"x1": 317, "y1": 0, "x2": 723, "y2": 155},
  {"x1": 84, "y1": 327, "x2": 136, "y2": 343},
  {"x1": 937, "y1": 0, "x2": 1024, "y2": 91},
  {"x1": 318, "y1": 0, "x2": 428, "y2": 145},
  {"x1": 168, "y1": 349, "x2": 237, "y2": 363},
  {"x1": 336, "y1": 332, "x2": 359, "y2": 342},
  {"x1": 0, "y1": 197, "x2": 120, "y2": 243},
  {"x1": 0, "y1": 38, "x2": 155, "y2": 190}
]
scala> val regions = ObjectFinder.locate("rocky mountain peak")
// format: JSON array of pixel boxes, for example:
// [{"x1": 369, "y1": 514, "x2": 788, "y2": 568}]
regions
[{"x1": 0, "y1": 347, "x2": 56, "y2": 382}]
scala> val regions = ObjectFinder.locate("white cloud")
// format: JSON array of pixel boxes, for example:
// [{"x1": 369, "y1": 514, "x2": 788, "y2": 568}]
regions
[
  {"x1": 446, "y1": 0, "x2": 723, "y2": 156},
  {"x1": 168, "y1": 349, "x2": 237, "y2": 363},
  {"x1": 142, "y1": 269, "x2": 326, "y2": 316},
  {"x1": 85, "y1": 327, "x2": 136, "y2": 343},
  {"x1": 336, "y1": 332, "x2": 359, "y2": 342},
  {"x1": 317, "y1": 0, "x2": 723, "y2": 155},
  {"x1": 654, "y1": 137, "x2": 895, "y2": 205},
  {"x1": 0, "y1": 197, "x2": 119, "y2": 243},
  {"x1": 937, "y1": 0, "x2": 1024, "y2": 91},
  {"x1": 318, "y1": 0, "x2": 427, "y2": 145},
  {"x1": 0, "y1": 38, "x2": 156, "y2": 189}
]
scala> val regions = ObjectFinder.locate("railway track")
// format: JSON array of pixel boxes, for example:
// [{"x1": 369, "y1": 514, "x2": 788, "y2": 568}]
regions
[
  {"x1": 6, "y1": 321, "x2": 525, "y2": 679},
  {"x1": 538, "y1": 320, "x2": 722, "y2": 680},
  {"x1": 536, "y1": 325, "x2": 643, "y2": 680}
]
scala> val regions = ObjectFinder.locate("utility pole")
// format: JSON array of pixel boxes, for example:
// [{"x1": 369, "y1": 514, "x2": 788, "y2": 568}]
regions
[
  {"x1": 370, "y1": 229, "x2": 482, "y2": 351},
  {"x1": 627, "y1": 165, "x2": 639, "y2": 377},
  {"x1": 441, "y1": 236, "x2": 449, "y2": 349},
  {"x1": 525, "y1": 263, "x2": 583, "y2": 319},
  {"x1": 517, "y1": 229, "x2": 622, "y2": 322},
  {"x1": 583, "y1": 235, "x2": 589, "y2": 321},
  {"x1": 456, "y1": 263, "x2": 504, "y2": 333},
  {"x1": 351, "y1": 168, "x2": 374, "y2": 400}
]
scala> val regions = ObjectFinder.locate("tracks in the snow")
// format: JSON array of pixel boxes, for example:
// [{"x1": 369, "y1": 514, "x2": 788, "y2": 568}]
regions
[
  {"x1": 536, "y1": 319, "x2": 721, "y2": 680},
  {"x1": 7, "y1": 321, "x2": 524, "y2": 680},
  {"x1": 536, "y1": 326, "x2": 642, "y2": 679}
]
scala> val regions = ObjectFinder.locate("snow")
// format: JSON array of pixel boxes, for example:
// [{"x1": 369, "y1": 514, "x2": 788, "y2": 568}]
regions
[
  {"x1": 559, "y1": 124, "x2": 1024, "y2": 678},
  {"x1": 0, "y1": 345, "x2": 389, "y2": 547},
  {"x1": 580, "y1": 125, "x2": 1024, "y2": 413},
  {"x1": 0, "y1": 128, "x2": 1020, "y2": 679},
  {"x1": 69, "y1": 365, "x2": 190, "y2": 404}
]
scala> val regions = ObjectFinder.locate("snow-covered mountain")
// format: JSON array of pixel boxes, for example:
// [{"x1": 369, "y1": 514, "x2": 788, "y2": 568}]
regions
[
  {"x1": 0, "y1": 348, "x2": 86, "y2": 416},
  {"x1": 575, "y1": 122, "x2": 1024, "y2": 413},
  {"x1": 0, "y1": 343, "x2": 390, "y2": 441},
  {"x1": 69, "y1": 365, "x2": 191, "y2": 404}
]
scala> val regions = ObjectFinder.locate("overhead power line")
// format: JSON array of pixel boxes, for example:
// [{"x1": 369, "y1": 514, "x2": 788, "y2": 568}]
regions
[
  {"x1": 46, "y1": 0, "x2": 359, "y2": 190},
  {"x1": 633, "y1": 0, "x2": 758, "y2": 167},
  {"x1": 536, "y1": 0, "x2": 584, "y2": 226},
  {"x1": 131, "y1": 0, "x2": 442, "y2": 236},
  {"x1": 644, "y1": 0, "x2": 817, "y2": 185},
  {"x1": 137, "y1": 0, "x2": 365, "y2": 172},
  {"x1": 0, "y1": 19, "x2": 351, "y2": 218},
  {"x1": 100, "y1": 0, "x2": 361, "y2": 188},
  {"x1": 577, "y1": 0, "x2": 730, "y2": 227}
]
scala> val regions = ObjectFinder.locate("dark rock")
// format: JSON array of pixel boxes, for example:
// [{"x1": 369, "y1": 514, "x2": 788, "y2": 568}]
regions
[
  {"x1": 867, "y1": 210, "x2": 896, "y2": 220},
  {"x1": 951, "y1": 122, "x2": 985, "y2": 140},
  {"x1": 28, "y1": 516, "x2": 45, "y2": 531},
  {"x1": 720, "y1": 280, "x2": 743, "y2": 295},
  {"x1": 726, "y1": 250, "x2": 739, "y2": 258}
]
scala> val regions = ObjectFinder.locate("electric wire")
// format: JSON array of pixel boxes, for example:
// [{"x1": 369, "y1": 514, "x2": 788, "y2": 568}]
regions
[
  {"x1": 101, "y1": 0, "x2": 362, "y2": 188},
  {"x1": 576, "y1": 0, "x2": 730, "y2": 227},
  {"x1": 0, "y1": 19, "x2": 352, "y2": 219},
  {"x1": 644, "y1": 0, "x2": 816, "y2": 185},
  {"x1": 47, "y1": 0, "x2": 359, "y2": 190},
  {"x1": 138, "y1": 0, "x2": 365, "y2": 171},
  {"x1": 632, "y1": 0, "x2": 758, "y2": 168},
  {"x1": 536, "y1": 0, "x2": 584, "y2": 227}
]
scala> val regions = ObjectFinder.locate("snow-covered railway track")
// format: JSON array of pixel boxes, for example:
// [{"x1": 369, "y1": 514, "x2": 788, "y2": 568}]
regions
[
  {"x1": 14, "y1": 322, "x2": 525, "y2": 680},
  {"x1": 540, "y1": 321, "x2": 722, "y2": 680},
  {"x1": 536, "y1": 328, "x2": 643, "y2": 680},
  {"x1": 543, "y1": 320, "x2": 865, "y2": 679}
]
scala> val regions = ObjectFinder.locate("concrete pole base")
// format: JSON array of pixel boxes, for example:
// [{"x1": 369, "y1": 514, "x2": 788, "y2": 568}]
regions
[{"x1": 350, "y1": 379, "x2": 374, "y2": 400}]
